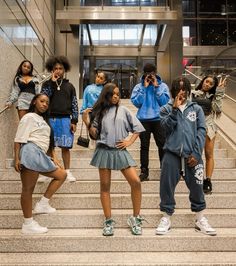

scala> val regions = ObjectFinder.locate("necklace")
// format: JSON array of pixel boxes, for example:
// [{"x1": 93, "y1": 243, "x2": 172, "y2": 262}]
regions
[{"x1": 55, "y1": 79, "x2": 63, "y2": 90}]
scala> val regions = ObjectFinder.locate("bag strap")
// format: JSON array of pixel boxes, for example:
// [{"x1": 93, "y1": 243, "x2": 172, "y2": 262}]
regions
[{"x1": 80, "y1": 121, "x2": 89, "y2": 139}]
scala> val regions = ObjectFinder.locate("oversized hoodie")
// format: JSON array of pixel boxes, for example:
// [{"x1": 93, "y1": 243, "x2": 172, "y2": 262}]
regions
[
  {"x1": 131, "y1": 75, "x2": 170, "y2": 121},
  {"x1": 160, "y1": 100, "x2": 206, "y2": 162}
]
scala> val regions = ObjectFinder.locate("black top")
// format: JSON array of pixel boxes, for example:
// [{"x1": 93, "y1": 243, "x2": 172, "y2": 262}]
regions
[
  {"x1": 192, "y1": 92, "x2": 213, "y2": 115},
  {"x1": 17, "y1": 78, "x2": 36, "y2": 94},
  {"x1": 41, "y1": 79, "x2": 79, "y2": 124}
]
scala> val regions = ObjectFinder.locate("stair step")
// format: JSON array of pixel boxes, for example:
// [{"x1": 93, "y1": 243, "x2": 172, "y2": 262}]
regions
[
  {"x1": 1, "y1": 180, "x2": 236, "y2": 194},
  {"x1": 5, "y1": 157, "x2": 236, "y2": 169},
  {"x1": 0, "y1": 209, "x2": 235, "y2": 229},
  {"x1": 1, "y1": 168, "x2": 236, "y2": 181},
  {"x1": 1, "y1": 251, "x2": 236, "y2": 266},
  {"x1": 0, "y1": 228, "x2": 236, "y2": 253},
  {"x1": 1, "y1": 193, "x2": 236, "y2": 210}
]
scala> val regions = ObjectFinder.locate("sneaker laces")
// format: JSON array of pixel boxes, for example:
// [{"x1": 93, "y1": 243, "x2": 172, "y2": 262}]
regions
[
  {"x1": 158, "y1": 217, "x2": 170, "y2": 228},
  {"x1": 104, "y1": 218, "x2": 116, "y2": 228},
  {"x1": 136, "y1": 215, "x2": 148, "y2": 226},
  {"x1": 198, "y1": 217, "x2": 213, "y2": 230}
]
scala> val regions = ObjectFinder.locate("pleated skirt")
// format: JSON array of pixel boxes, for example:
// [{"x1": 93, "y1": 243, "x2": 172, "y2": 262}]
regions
[{"x1": 90, "y1": 144, "x2": 136, "y2": 170}]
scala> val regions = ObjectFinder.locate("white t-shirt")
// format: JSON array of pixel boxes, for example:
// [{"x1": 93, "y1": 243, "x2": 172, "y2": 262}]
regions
[{"x1": 15, "y1": 113, "x2": 51, "y2": 153}]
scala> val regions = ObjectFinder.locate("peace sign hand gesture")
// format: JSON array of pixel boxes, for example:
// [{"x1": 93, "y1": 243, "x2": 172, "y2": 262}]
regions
[{"x1": 218, "y1": 76, "x2": 227, "y2": 88}]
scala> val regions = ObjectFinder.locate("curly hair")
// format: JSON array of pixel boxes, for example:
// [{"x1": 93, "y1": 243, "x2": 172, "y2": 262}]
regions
[{"x1": 45, "y1": 56, "x2": 71, "y2": 72}]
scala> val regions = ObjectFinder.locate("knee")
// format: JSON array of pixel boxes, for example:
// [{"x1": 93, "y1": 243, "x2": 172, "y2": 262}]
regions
[
  {"x1": 100, "y1": 182, "x2": 110, "y2": 193},
  {"x1": 130, "y1": 178, "x2": 141, "y2": 190},
  {"x1": 59, "y1": 169, "x2": 67, "y2": 181},
  {"x1": 21, "y1": 185, "x2": 34, "y2": 196}
]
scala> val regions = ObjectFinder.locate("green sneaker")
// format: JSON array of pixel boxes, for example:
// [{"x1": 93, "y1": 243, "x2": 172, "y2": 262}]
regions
[
  {"x1": 127, "y1": 215, "x2": 146, "y2": 235},
  {"x1": 103, "y1": 218, "x2": 115, "y2": 236}
]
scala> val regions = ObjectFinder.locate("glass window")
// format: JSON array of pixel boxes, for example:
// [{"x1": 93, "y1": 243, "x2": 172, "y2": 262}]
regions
[
  {"x1": 143, "y1": 25, "x2": 157, "y2": 45},
  {"x1": 228, "y1": 0, "x2": 236, "y2": 18},
  {"x1": 198, "y1": 0, "x2": 227, "y2": 18},
  {"x1": 229, "y1": 20, "x2": 236, "y2": 45},
  {"x1": 182, "y1": 0, "x2": 196, "y2": 18},
  {"x1": 199, "y1": 20, "x2": 227, "y2": 45},
  {"x1": 183, "y1": 20, "x2": 197, "y2": 46},
  {"x1": 83, "y1": 24, "x2": 156, "y2": 46}
]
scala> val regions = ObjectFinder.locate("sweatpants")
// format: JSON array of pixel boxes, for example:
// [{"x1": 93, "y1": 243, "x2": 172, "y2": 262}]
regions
[{"x1": 159, "y1": 151, "x2": 206, "y2": 215}]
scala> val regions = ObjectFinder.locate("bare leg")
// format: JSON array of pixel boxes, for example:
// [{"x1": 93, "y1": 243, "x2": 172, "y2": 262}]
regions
[
  {"x1": 121, "y1": 167, "x2": 141, "y2": 216},
  {"x1": 205, "y1": 136, "x2": 216, "y2": 179},
  {"x1": 41, "y1": 168, "x2": 67, "y2": 199},
  {"x1": 99, "y1": 168, "x2": 112, "y2": 219},
  {"x1": 18, "y1": 110, "x2": 27, "y2": 120},
  {"x1": 20, "y1": 168, "x2": 39, "y2": 218},
  {"x1": 61, "y1": 148, "x2": 70, "y2": 169}
]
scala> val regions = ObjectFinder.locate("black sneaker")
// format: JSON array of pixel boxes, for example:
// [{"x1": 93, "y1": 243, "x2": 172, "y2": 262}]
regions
[
  {"x1": 139, "y1": 168, "x2": 149, "y2": 182},
  {"x1": 203, "y1": 178, "x2": 212, "y2": 194}
]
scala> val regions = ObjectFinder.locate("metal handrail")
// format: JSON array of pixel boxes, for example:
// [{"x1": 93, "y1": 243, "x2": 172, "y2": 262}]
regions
[
  {"x1": 0, "y1": 106, "x2": 9, "y2": 115},
  {"x1": 184, "y1": 68, "x2": 236, "y2": 104}
]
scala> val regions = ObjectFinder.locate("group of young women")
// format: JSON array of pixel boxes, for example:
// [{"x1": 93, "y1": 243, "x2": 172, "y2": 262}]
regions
[{"x1": 5, "y1": 58, "x2": 225, "y2": 236}]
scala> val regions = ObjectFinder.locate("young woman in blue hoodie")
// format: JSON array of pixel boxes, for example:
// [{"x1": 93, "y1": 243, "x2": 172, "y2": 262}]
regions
[
  {"x1": 131, "y1": 63, "x2": 170, "y2": 181},
  {"x1": 156, "y1": 77, "x2": 216, "y2": 236}
]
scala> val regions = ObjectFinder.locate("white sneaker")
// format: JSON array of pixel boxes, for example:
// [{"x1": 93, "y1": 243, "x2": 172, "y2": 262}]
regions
[
  {"x1": 66, "y1": 170, "x2": 76, "y2": 182},
  {"x1": 195, "y1": 217, "x2": 217, "y2": 236},
  {"x1": 34, "y1": 201, "x2": 56, "y2": 214},
  {"x1": 37, "y1": 175, "x2": 51, "y2": 183},
  {"x1": 22, "y1": 220, "x2": 48, "y2": 234},
  {"x1": 156, "y1": 217, "x2": 171, "y2": 235}
]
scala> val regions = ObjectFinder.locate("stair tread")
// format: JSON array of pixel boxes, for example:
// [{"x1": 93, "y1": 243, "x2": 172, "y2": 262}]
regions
[
  {"x1": 1, "y1": 227, "x2": 236, "y2": 236},
  {"x1": 1, "y1": 252, "x2": 236, "y2": 265}
]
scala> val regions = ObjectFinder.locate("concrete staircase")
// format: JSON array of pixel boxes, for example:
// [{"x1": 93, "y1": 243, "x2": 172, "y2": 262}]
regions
[{"x1": 0, "y1": 99, "x2": 236, "y2": 265}]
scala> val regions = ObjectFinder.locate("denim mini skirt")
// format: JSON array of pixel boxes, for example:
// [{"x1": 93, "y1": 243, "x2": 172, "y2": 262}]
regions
[
  {"x1": 90, "y1": 144, "x2": 136, "y2": 170},
  {"x1": 20, "y1": 142, "x2": 57, "y2": 172}
]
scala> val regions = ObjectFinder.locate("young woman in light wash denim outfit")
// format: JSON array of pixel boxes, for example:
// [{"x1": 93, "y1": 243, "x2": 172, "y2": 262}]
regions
[
  {"x1": 14, "y1": 94, "x2": 66, "y2": 234},
  {"x1": 5, "y1": 60, "x2": 40, "y2": 119}
]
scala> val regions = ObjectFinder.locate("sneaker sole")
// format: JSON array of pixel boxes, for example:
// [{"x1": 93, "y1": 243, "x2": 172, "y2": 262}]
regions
[
  {"x1": 195, "y1": 227, "x2": 217, "y2": 236},
  {"x1": 22, "y1": 229, "x2": 48, "y2": 234},
  {"x1": 156, "y1": 228, "x2": 171, "y2": 235},
  {"x1": 34, "y1": 209, "x2": 56, "y2": 214},
  {"x1": 103, "y1": 233, "x2": 114, "y2": 236}
]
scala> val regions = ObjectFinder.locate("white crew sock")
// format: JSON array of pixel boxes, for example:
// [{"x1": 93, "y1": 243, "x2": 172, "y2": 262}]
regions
[
  {"x1": 196, "y1": 210, "x2": 204, "y2": 221},
  {"x1": 24, "y1": 217, "x2": 33, "y2": 225},
  {"x1": 163, "y1": 213, "x2": 171, "y2": 221}
]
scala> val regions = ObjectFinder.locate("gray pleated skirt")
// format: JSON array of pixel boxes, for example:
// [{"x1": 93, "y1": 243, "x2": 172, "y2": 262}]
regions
[
  {"x1": 20, "y1": 142, "x2": 57, "y2": 172},
  {"x1": 90, "y1": 144, "x2": 136, "y2": 170}
]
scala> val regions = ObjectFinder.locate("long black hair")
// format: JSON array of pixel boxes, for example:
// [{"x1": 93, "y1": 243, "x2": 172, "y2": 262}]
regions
[
  {"x1": 28, "y1": 93, "x2": 54, "y2": 149},
  {"x1": 196, "y1": 75, "x2": 218, "y2": 98},
  {"x1": 90, "y1": 83, "x2": 119, "y2": 136}
]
